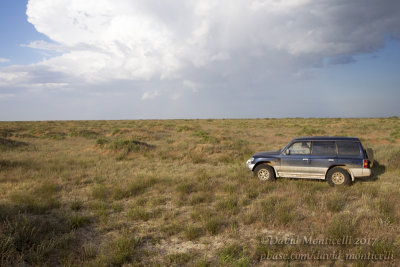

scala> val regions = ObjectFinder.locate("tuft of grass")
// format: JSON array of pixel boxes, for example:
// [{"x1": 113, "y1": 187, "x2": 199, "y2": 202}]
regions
[
  {"x1": 128, "y1": 207, "x2": 162, "y2": 221},
  {"x1": 109, "y1": 139, "x2": 155, "y2": 153},
  {"x1": 91, "y1": 184, "x2": 109, "y2": 200},
  {"x1": 377, "y1": 197, "x2": 397, "y2": 223},
  {"x1": 161, "y1": 223, "x2": 183, "y2": 236},
  {"x1": 370, "y1": 239, "x2": 398, "y2": 256},
  {"x1": 69, "y1": 129, "x2": 99, "y2": 139},
  {"x1": 390, "y1": 128, "x2": 400, "y2": 139},
  {"x1": 165, "y1": 252, "x2": 193, "y2": 265},
  {"x1": 176, "y1": 125, "x2": 193, "y2": 132},
  {"x1": 0, "y1": 128, "x2": 15, "y2": 138},
  {"x1": 96, "y1": 137, "x2": 110, "y2": 146},
  {"x1": 386, "y1": 149, "x2": 400, "y2": 170},
  {"x1": 177, "y1": 181, "x2": 197, "y2": 196},
  {"x1": 204, "y1": 217, "x2": 224, "y2": 235},
  {"x1": 70, "y1": 199, "x2": 83, "y2": 211},
  {"x1": 218, "y1": 244, "x2": 250, "y2": 266},
  {"x1": 100, "y1": 235, "x2": 140, "y2": 266},
  {"x1": 113, "y1": 177, "x2": 158, "y2": 200},
  {"x1": 298, "y1": 126, "x2": 326, "y2": 136},
  {"x1": 216, "y1": 197, "x2": 239, "y2": 215},
  {"x1": 326, "y1": 192, "x2": 347, "y2": 212},
  {"x1": 43, "y1": 131, "x2": 66, "y2": 140},
  {"x1": 184, "y1": 225, "x2": 204, "y2": 241},
  {"x1": 0, "y1": 137, "x2": 29, "y2": 151},
  {"x1": 275, "y1": 203, "x2": 296, "y2": 225},
  {"x1": 193, "y1": 130, "x2": 218, "y2": 144},
  {"x1": 69, "y1": 214, "x2": 91, "y2": 229},
  {"x1": 0, "y1": 213, "x2": 72, "y2": 265},
  {"x1": 326, "y1": 213, "x2": 357, "y2": 240},
  {"x1": 10, "y1": 184, "x2": 60, "y2": 214},
  {"x1": 190, "y1": 192, "x2": 213, "y2": 205},
  {"x1": 81, "y1": 243, "x2": 98, "y2": 261}
]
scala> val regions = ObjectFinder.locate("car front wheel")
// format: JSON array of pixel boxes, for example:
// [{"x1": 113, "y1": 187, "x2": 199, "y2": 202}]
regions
[
  {"x1": 326, "y1": 167, "x2": 351, "y2": 186},
  {"x1": 254, "y1": 164, "x2": 276, "y2": 182}
]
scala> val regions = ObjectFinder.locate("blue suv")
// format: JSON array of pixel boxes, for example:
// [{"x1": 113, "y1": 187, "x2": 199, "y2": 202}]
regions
[{"x1": 246, "y1": 137, "x2": 373, "y2": 186}]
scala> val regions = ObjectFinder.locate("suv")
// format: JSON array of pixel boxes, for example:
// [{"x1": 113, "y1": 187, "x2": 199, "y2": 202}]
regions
[{"x1": 246, "y1": 137, "x2": 373, "y2": 186}]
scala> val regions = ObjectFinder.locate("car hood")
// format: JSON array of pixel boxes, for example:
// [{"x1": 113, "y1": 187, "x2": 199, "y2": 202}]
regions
[{"x1": 253, "y1": 150, "x2": 281, "y2": 158}]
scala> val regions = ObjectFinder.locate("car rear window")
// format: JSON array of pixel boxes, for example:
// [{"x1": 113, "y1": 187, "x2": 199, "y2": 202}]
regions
[
  {"x1": 336, "y1": 141, "x2": 360, "y2": 156},
  {"x1": 311, "y1": 141, "x2": 336, "y2": 155}
]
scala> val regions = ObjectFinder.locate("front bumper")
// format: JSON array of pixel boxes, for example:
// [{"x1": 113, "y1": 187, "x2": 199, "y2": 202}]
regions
[{"x1": 246, "y1": 158, "x2": 255, "y2": 171}]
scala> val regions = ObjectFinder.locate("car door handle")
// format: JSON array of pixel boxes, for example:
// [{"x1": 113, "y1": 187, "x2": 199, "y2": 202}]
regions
[
  {"x1": 302, "y1": 158, "x2": 309, "y2": 161},
  {"x1": 328, "y1": 159, "x2": 334, "y2": 162}
]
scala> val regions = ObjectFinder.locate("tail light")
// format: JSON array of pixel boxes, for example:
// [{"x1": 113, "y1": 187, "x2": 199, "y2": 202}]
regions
[{"x1": 363, "y1": 160, "x2": 368, "y2": 168}]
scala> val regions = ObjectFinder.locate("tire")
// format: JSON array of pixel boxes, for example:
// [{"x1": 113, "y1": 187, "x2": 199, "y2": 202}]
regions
[
  {"x1": 253, "y1": 164, "x2": 276, "y2": 182},
  {"x1": 326, "y1": 167, "x2": 351, "y2": 186}
]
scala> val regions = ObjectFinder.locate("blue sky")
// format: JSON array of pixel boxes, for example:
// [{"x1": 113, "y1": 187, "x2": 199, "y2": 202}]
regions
[
  {"x1": 0, "y1": 1, "x2": 47, "y2": 65},
  {"x1": 0, "y1": 0, "x2": 400, "y2": 120}
]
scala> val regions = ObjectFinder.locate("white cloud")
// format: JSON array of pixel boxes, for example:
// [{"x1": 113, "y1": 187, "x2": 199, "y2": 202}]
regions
[
  {"x1": 0, "y1": 93, "x2": 15, "y2": 100},
  {"x1": 0, "y1": 71, "x2": 29, "y2": 86},
  {"x1": 141, "y1": 90, "x2": 159, "y2": 100},
  {"x1": 0, "y1": 58, "x2": 10, "y2": 63},
  {"x1": 23, "y1": 0, "x2": 400, "y2": 85},
  {"x1": 21, "y1": 40, "x2": 67, "y2": 52},
  {"x1": 1, "y1": 0, "x2": 400, "y2": 119}
]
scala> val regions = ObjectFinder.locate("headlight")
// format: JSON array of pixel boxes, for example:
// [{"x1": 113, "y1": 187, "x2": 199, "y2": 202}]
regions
[{"x1": 247, "y1": 158, "x2": 254, "y2": 164}]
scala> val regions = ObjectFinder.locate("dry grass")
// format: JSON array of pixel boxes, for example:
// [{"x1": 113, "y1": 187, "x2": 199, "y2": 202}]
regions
[{"x1": 0, "y1": 118, "x2": 399, "y2": 266}]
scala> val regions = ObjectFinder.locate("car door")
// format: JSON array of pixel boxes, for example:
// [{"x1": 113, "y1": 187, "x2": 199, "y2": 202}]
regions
[
  {"x1": 278, "y1": 141, "x2": 311, "y2": 178},
  {"x1": 309, "y1": 141, "x2": 337, "y2": 179}
]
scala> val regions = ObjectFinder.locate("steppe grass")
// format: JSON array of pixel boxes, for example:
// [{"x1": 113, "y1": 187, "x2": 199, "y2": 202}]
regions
[{"x1": 0, "y1": 118, "x2": 399, "y2": 265}]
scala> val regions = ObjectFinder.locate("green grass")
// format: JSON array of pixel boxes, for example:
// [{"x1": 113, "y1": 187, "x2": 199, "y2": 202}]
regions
[
  {"x1": 184, "y1": 225, "x2": 204, "y2": 241},
  {"x1": 0, "y1": 118, "x2": 399, "y2": 265}
]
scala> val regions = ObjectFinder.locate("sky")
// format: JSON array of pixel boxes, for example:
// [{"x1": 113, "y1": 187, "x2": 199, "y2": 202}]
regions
[{"x1": 0, "y1": 0, "x2": 400, "y2": 120}]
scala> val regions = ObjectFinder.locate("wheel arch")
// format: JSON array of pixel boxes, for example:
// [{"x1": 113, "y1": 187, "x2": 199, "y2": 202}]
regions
[
  {"x1": 253, "y1": 161, "x2": 277, "y2": 176},
  {"x1": 325, "y1": 165, "x2": 355, "y2": 181}
]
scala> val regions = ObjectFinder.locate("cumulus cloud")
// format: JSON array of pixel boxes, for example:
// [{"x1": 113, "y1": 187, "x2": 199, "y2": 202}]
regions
[
  {"x1": 1, "y1": 0, "x2": 400, "y2": 119},
  {"x1": 23, "y1": 0, "x2": 400, "y2": 84}
]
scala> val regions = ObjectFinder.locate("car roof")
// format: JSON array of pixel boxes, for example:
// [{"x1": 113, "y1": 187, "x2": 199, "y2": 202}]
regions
[{"x1": 292, "y1": 136, "x2": 360, "y2": 142}]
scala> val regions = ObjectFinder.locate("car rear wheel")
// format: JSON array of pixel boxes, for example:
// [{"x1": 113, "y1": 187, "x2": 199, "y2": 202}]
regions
[
  {"x1": 254, "y1": 164, "x2": 276, "y2": 182},
  {"x1": 326, "y1": 167, "x2": 351, "y2": 186}
]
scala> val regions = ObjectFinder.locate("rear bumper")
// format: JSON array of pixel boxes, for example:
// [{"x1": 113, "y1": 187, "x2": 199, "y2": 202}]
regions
[{"x1": 350, "y1": 168, "x2": 371, "y2": 178}]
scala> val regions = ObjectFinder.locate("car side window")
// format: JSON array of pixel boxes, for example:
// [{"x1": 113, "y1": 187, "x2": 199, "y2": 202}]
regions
[
  {"x1": 287, "y1": 141, "x2": 311, "y2": 155},
  {"x1": 311, "y1": 141, "x2": 336, "y2": 155},
  {"x1": 337, "y1": 141, "x2": 361, "y2": 156}
]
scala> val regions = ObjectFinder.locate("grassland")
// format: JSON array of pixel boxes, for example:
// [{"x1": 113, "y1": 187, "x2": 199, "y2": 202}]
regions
[{"x1": 0, "y1": 118, "x2": 399, "y2": 266}]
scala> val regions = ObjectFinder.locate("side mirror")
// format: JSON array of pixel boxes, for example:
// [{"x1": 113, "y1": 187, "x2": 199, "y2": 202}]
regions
[{"x1": 285, "y1": 149, "x2": 290, "y2": 155}]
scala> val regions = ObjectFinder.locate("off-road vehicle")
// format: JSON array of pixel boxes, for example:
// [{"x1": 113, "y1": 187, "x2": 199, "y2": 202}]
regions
[{"x1": 246, "y1": 137, "x2": 373, "y2": 186}]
